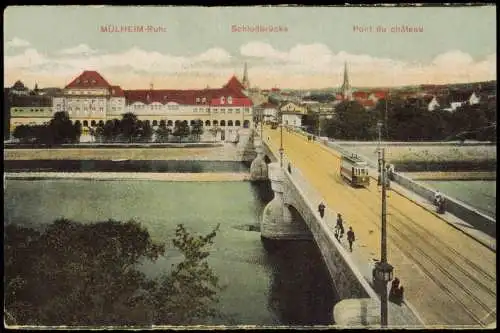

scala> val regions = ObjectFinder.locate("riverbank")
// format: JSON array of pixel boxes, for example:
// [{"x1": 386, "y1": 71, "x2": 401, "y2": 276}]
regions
[
  {"x1": 403, "y1": 171, "x2": 496, "y2": 181},
  {"x1": 4, "y1": 144, "x2": 243, "y2": 161},
  {"x1": 4, "y1": 172, "x2": 251, "y2": 182}
]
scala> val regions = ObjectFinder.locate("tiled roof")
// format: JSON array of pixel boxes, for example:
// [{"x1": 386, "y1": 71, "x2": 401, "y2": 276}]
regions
[
  {"x1": 359, "y1": 99, "x2": 375, "y2": 107},
  {"x1": 353, "y1": 91, "x2": 370, "y2": 100},
  {"x1": 65, "y1": 70, "x2": 112, "y2": 89},
  {"x1": 370, "y1": 91, "x2": 387, "y2": 99},
  {"x1": 223, "y1": 75, "x2": 246, "y2": 92},
  {"x1": 10, "y1": 95, "x2": 52, "y2": 107},
  {"x1": 110, "y1": 86, "x2": 125, "y2": 97},
  {"x1": 124, "y1": 87, "x2": 252, "y2": 107}
]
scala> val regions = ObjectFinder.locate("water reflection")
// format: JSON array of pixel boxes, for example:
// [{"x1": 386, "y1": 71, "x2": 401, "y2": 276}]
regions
[
  {"x1": 266, "y1": 240, "x2": 337, "y2": 325},
  {"x1": 4, "y1": 160, "x2": 250, "y2": 173}
]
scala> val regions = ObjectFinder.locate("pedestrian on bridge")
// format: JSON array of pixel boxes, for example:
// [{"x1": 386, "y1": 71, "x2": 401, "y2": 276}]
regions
[
  {"x1": 335, "y1": 213, "x2": 345, "y2": 240},
  {"x1": 347, "y1": 227, "x2": 355, "y2": 252},
  {"x1": 287, "y1": 162, "x2": 292, "y2": 174},
  {"x1": 318, "y1": 202, "x2": 326, "y2": 218}
]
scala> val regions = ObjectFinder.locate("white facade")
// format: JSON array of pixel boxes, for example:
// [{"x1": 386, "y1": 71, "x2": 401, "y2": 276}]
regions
[
  {"x1": 282, "y1": 113, "x2": 303, "y2": 128},
  {"x1": 469, "y1": 92, "x2": 480, "y2": 105},
  {"x1": 428, "y1": 96, "x2": 440, "y2": 111}
]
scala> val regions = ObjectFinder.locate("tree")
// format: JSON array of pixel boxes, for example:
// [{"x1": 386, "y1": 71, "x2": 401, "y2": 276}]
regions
[
  {"x1": 4, "y1": 219, "x2": 223, "y2": 326},
  {"x1": 49, "y1": 111, "x2": 78, "y2": 144},
  {"x1": 120, "y1": 113, "x2": 140, "y2": 143},
  {"x1": 325, "y1": 101, "x2": 375, "y2": 140},
  {"x1": 172, "y1": 121, "x2": 190, "y2": 143},
  {"x1": 191, "y1": 119, "x2": 204, "y2": 142},
  {"x1": 155, "y1": 122, "x2": 171, "y2": 143}
]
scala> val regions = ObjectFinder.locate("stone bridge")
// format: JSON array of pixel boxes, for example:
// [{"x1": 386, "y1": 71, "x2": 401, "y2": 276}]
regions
[{"x1": 249, "y1": 137, "x2": 421, "y2": 327}]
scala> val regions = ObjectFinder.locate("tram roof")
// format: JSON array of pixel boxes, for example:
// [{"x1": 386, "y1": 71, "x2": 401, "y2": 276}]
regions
[{"x1": 342, "y1": 153, "x2": 368, "y2": 164}]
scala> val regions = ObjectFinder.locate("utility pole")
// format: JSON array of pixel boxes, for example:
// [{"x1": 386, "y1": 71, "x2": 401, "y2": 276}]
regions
[
  {"x1": 376, "y1": 147, "x2": 393, "y2": 327},
  {"x1": 279, "y1": 112, "x2": 284, "y2": 167}
]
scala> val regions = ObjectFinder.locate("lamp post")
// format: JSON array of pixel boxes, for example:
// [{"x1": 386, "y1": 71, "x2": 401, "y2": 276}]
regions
[
  {"x1": 374, "y1": 147, "x2": 394, "y2": 327},
  {"x1": 260, "y1": 107, "x2": 264, "y2": 139},
  {"x1": 279, "y1": 111, "x2": 284, "y2": 167}
]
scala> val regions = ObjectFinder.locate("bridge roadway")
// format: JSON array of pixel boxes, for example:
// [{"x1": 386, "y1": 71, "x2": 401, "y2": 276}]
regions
[{"x1": 263, "y1": 126, "x2": 496, "y2": 327}]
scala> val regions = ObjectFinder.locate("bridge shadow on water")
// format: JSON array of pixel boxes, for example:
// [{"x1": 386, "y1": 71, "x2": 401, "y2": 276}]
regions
[
  {"x1": 264, "y1": 239, "x2": 339, "y2": 326},
  {"x1": 251, "y1": 180, "x2": 339, "y2": 326}
]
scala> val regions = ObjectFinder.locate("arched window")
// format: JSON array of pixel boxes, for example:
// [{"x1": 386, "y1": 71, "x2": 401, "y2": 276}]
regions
[
  {"x1": 220, "y1": 96, "x2": 225, "y2": 104},
  {"x1": 190, "y1": 120, "x2": 196, "y2": 126},
  {"x1": 205, "y1": 120, "x2": 211, "y2": 126},
  {"x1": 152, "y1": 120, "x2": 158, "y2": 126},
  {"x1": 228, "y1": 120, "x2": 233, "y2": 127},
  {"x1": 174, "y1": 120, "x2": 180, "y2": 126},
  {"x1": 182, "y1": 120, "x2": 188, "y2": 125},
  {"x1": 90, "y1": 120, "x2": 96, "y2": 127},
  {"x1": 243, "y1": 120, "x2": 250, "y2": 128},
  {"x1": 213, "y1": 120, "x2": 218, "y2": 126},
  {"x1": 145, "y1": 120, "x2": 151, "y2": 126},
  {"x1": 220, "y1": 120, "x2": 226, "y2": 126},
  {"x1": 75, "y1": 120, "x2": 81, "y2": 126},
  {"x1": 235, "y1": 120, "x2": 241, "y2": 127},
  {"x1": 227, "y1": 96, "x2": 233, "y2": 104},
  {"x1": 159, "y1": 120, "x2": 166, "y2": 127},
  {"x1": 98, "y1": 120, "x2": 104, "y2": 126},
  {"x1": 83, "y1": 120, "x2": 89, "y2": 127},
  {"x1": 167, "y1": 120, "x2": 173, "y2": 126}
]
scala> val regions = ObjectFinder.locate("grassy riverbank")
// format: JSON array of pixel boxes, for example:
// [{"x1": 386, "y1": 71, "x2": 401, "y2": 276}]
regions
[{"x1": 4, "y1": 145, "x2": 242, "y2": 161}]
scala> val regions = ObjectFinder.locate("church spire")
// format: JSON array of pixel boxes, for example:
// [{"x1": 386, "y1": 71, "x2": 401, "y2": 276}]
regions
[
  {"x1": 242, "y1": 62, "x2": 250, "y2": 90},
  {"x1": 340, "y1": 62, "x2": 352, "y2": 101}
]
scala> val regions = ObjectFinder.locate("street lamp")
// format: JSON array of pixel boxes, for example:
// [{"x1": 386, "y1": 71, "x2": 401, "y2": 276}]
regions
[{"x1": 374, "y1": 147, "x2": 394, "y2": 327}]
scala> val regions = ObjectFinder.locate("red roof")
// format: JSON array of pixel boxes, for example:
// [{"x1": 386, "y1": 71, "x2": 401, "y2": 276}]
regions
[
  {"x1": 110, "y1": 86, "x2": 125, "y2": 97},
  {"x1": 370, "y1": 91, "x2": 387, "y2": 99},
  {"x1": 65, "y1": 70, "x2": 112, "y2": 89},
  {"x1": 224, "y1": 75, "x2": 246, "y2": 93},
  {"x1": 124, "y1": 87, "x2": 252, "y2": 106},
  {"x1": 271, "y1": 88, "x2": 281, "y2": 92},
  {"x1": 353, "y1": 91, "x2": 369, "y2": 100},
  {"x1": 335, "y1": 94, "x2": 344, "y2": 100}
]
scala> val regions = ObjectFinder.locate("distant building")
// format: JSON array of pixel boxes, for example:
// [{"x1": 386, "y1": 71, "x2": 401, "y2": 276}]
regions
[
  {"x1": 10, "y1": 80, "x2": 30, "y2": 96},
  {"x1": 9, "y1": 95, "x2": 53, "y2": 133},
  {"x1": 51, "y1": 69, "x2": 254, "y2": 141},
  {"x1": 257, "y1": 102, "x2": 279, "y2": 123},
  {"x1": 340, "y1": 62, "x2": 353, "y2": 101}
]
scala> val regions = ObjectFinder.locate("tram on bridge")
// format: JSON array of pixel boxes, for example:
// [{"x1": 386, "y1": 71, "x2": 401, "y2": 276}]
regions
[{"x1": 340, "y1": 153, "x2": 370, "y2": 187}]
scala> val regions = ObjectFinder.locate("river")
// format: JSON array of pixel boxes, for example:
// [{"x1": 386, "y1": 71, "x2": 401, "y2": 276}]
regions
[
  {"x1": 3, "y1": 179, "x2": 337, "y2": 326},
  {"x1": 419, "y1": 180, "x2": 496, "y2": 218}
]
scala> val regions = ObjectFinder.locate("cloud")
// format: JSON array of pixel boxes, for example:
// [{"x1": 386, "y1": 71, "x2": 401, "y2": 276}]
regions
[
  {"x1": 6, "y1": 37, "x2": 31, "y2": 48},
  {"x1": 59, "y1": 44, "x2": 98, "y2": 55},
  {"x1": 4, "y1": 42, "x2": 497, "y2": 89}
]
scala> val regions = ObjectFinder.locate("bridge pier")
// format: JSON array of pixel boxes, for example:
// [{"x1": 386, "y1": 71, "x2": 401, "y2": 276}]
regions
[
  {"x1": 261, "y1": 163, "x2": 313, "y2": 247},
  {"x1": 249, "y1": 138, "x2": 268, "y2": 181}
]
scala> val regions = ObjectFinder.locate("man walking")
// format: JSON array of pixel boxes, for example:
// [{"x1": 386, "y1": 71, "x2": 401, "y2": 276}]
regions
[
  {"x1": 347, "y1": 227, "x2": 355, "y2": 252},
  {"x1": 335, "y1": 213, "x2": 345, "y2": 240},
  {"x1": 318, "y1": 202, "x2": 326, "y2": 218}
]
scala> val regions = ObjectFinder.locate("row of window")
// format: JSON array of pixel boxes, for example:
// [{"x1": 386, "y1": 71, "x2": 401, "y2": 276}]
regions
[
  {"x1": 12, "y1": 108, "x2": 51, "y2": 112},
  {"x1": 72, "y1": 119, "x2": 249, "y2": 128}
]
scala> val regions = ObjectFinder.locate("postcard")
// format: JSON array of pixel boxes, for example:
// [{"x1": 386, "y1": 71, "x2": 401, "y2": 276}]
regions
[{"x1": 3, "y1": 4, "x2": 496, "y2": 330}]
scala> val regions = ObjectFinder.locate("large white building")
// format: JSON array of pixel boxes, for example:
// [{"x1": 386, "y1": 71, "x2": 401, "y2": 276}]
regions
[{"x1": 52, "y1": 70, "x2": 254, "y2": 139}]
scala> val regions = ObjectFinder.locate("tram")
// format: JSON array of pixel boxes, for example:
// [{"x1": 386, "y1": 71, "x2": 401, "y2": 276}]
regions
[{"x1": 340, "y1": 153, "x2": 370, "y2": 187}]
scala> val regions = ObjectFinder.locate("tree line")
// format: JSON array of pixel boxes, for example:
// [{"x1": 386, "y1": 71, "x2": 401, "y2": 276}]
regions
[
  {"x1": 12, "y1": 112, "x2": 205, "y2": 144},
  {"x1": 308, "y1": 98, "x2": 497, "y2": 142},
  {"x1": 4, "y1": 219, "x2": 224, "y2": 326}
]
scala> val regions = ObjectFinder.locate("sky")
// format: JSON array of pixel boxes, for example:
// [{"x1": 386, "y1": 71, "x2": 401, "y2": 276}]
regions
[{"x1": 3, "y1": 5, "x2": 497, "y2": 90}]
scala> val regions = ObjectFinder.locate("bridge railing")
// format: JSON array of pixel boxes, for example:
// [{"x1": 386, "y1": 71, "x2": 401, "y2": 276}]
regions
[{"x1": 261, "y1": 138, "x2": 378, "y2": 301}]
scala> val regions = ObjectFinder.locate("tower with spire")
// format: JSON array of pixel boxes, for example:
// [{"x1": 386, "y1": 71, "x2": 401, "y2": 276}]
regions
[
  {"x1": 242, "y1": 62, "x2": 250, "y2": 90},
  {"x1": 340, "y1": 62, "x2": 352, "y2": 101}
]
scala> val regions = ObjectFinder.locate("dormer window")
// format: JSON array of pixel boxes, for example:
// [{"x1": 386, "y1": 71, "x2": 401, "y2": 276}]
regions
[
  {"x1": 202, "y1": 97, "x2": 206, "y2": 103},
  {"x1": 76, "y1": 79, "x2": 81, "y2": 84},
  {"x1": 220, "y1": 96, "x2": 225, "y2": 104},
  {"x1": 227, "y1": 96, "x2": 233, "y2": 104},
  {"x1": 84, "y1": 80, "x2": 88, "y2": 84},
  {"x1": 91, "y1": 80, "x2": 96, "y2": 84},
  {"x1": 196, "y1": 97, "x2": 201, "y2": 103}
]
